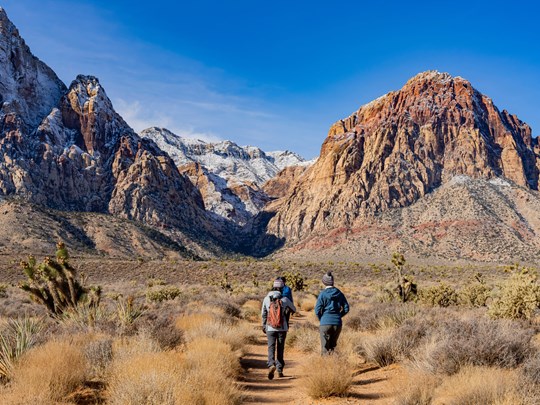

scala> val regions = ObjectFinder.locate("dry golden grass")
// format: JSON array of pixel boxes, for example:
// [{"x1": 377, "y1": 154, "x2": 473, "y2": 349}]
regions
[
  {"x1": 286, "y1": 325, "x2": 320, "y2": 353},
  {"x1": 107, "y1": 338, "x2": 243, "y2": 405},
  {"x1": 174, "y1": 367, "x2": 243, "y2": 405},
  {"x1": 1, "y1": 340, "x2": 88, "y2": 404},
  {"x1": 434, "y1": 366, "x2": 520, "y2": 405},
  {"x1": 113, "y1": 332, "x2": 162, "y2": 363},
  {"x1": 107, "y1": 351, "x2": 183, "y2": 405},
  {"x1": 175, "y1": 310, "x2": 256, "y2": 353},
  {"x1": 302, "y1": 354, "x2": 353, "y2": 399},
  {"x1": 241, "y1": 299, "x2": 261, "y2": 321},
  {"x1": 337, "y1": 329, "x2": 367, "y2": 364},
  {"x1": 393, "y1": 371, "x2": 441, "y2": 405},
  {"x1": 299, "y1": 295, "x2": 317, "y2": 312},
  {"x1": 175, "y1": 312, "x2": 216, "y2": 332},
  {"x1": 183, "y1": 337, "x2": 241, "y2": 378}
]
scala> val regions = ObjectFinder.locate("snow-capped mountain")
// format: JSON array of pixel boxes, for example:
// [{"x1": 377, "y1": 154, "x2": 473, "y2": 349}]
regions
[
  {"x1": 140, "y1": 127, "x2": 307, "y2": 187},
  {"x1": 139, "y1": 127, "x2": 312, "y2": 225}
]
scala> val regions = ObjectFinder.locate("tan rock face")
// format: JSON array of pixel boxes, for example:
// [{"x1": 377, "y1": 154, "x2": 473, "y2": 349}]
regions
[
  {"x1": 268, "y1": 71, "x2": 539, "y2": 244},
  {"x1": 263, "y1": 165, "x2": 310, "y2": 199}
]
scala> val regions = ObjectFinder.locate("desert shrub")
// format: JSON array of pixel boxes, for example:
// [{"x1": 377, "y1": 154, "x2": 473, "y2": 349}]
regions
[
  {"x1": 108, "y1": 335, "x2": 243, "y2": 405},
  {"x1": 146, "y1": 286, "x2": 182, "y2": 302},
  {"x1": 0, "y1": 283, "x2": 8, "y2": 298},
  {"x1": 302, "y1": 354, "x2": 352, "y2": 399},
  {"x1": 59, "y1": 301, "x2": 110, "y2": 329},
  {"x1": 84, "y1": 337, "x2": 113, "y2": 379},
  {"x1": 358, "y1": 314, "x2": 430, "y2": 366},
  {"x1": 434, "y1": 366, "x2": 520, "y2": 405},
  {"x1": 488, "y1": 268, "x2": 540, "y2": 320},
  {"x1": 4, "y1": 340, "x2": 88, "y2": 403},
  {"x1": 360, "y1": 331, "x2": 406, "y2": 367},
  {"x1": 0, "y1": 316, "x2": 43, "y2": 381},
  {"x1": 459, "y1": 283, "x2": 491, "y2": 307},
  {"x1": 282, "y1": 271, "x2": 305, "y2": 291},
  {"x1": 419, "y1": 283, "x2": 458, "y2": 307},
  {"x1": 286, "y1": 323, "x2": 319, "y2": 353},
  {"x1": 346, "y1": 302, "x2": 418, "y2": 332},
  {"x1": 522, "y1": 352, "x2": 540, "y2": 384},
  {"x1": 137, "y1": 313, "x2": 184, "y2": 351},
  {"x1": 412, "y1": 317, "x2": 533, "y2": 375},
  {"x1": 146, "y1": 278, "x2": 167, "y2": 287},
  {"x1": 210, "y1": 299, "x2": 242, "y2": 319}
]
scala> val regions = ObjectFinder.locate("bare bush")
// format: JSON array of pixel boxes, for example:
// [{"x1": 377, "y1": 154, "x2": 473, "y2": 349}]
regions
[
  {"x1": 522, "y1": 352, "x2": 540, "y2": 384},
  {"x1": 84, "y1": 337, "x2": 113, "y2": 379},
  {"x1": 412, "y1": 317, "x2": 533, "y2": 375}
]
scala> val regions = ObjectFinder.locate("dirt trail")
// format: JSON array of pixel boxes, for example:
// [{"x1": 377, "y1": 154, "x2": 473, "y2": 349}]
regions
[{"x1": 240, "y1": 311, "x2": 403, "y2": 404}]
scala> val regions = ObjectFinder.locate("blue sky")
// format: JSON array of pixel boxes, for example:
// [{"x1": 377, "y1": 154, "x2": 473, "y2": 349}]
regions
[{"x1": 3, "y1": 0, "x2": 539, "y2": 158}]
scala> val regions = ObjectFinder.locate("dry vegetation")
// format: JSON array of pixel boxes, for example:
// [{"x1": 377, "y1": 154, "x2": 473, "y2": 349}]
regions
[{"x1": 1, "y1": 250, "x2": 540, "y2": 403}]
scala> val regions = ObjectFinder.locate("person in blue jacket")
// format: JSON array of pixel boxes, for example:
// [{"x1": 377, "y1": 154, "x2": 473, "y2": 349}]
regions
[
  {"x1": 278, "y1": 276, "x2": 294, "y2": 327},
  {"x1": 278, "y1": 276, "x2": 293, "y2": 303},
  {"x1": 314, "y1": 271, "x2": 349, "y2": 355}
]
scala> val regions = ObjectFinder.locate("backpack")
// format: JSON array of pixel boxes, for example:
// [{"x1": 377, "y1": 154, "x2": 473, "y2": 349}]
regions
[{"x1": 267, "y1": 296, "x2": 283, "y2": 329}]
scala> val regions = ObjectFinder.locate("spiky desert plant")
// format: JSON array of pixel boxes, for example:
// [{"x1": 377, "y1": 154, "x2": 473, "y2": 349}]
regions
[
  {"x1": 0, "y1": 316, "x2": 43, "y2": 381},
  {"x1": 18, "y1": 242, "x2": 101, "y2": 317},
  {"x1": 116, "y1": 295, "x2": 145, "y2": 327},
  {"x1": 391, "y1": 252, "x2": 417, "y2": 303}
]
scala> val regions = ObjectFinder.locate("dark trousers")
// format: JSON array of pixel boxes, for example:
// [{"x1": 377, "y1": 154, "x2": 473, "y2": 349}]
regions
[
  {"x1": 267, "y1": 331, "x2": 287, "y2": 371},
  {"x1": 320, "y1": 324, "x2": 342, "y2": 355}
]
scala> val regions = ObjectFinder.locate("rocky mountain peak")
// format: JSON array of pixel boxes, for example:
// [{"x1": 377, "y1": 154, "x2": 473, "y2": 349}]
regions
[
  {"x1": 268, "y1": 71, "x2": 540, "y2": 245},
  {"x1": 60, "y1": 74, "x2": 133, "y2": 157},
  {"x1": 0, "y1": 7, "x2": 66, "y2": 131}
]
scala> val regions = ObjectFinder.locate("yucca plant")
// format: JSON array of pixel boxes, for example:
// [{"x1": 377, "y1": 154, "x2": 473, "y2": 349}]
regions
[
  {"x1": 0, "y1": 316, "x2": 43, "y2": 381},
  {"x1": 18, "y1": 242, "x2": 101, "y2": 317},
  {"x1": 116, "y1": 295, "x2": 145, "y2": 327}
]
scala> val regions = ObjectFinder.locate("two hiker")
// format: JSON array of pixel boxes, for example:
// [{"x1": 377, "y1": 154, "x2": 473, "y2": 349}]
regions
[{"x1": 261, "y1": 272, "x2": 350, "y2": 379}]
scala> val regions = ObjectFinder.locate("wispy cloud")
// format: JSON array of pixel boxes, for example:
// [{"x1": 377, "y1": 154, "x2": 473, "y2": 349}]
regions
[{"x1": 114, "y1": 99, "x2": 223, "y2": 143}]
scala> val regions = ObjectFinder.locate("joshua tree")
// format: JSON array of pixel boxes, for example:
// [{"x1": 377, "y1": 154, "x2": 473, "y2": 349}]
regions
[
  {"x1": 391, "y1": 252, "x2": 417, "y2": 303},
  {"x1": 18, "y1": 242, "x2": 101, "y2": 317}
]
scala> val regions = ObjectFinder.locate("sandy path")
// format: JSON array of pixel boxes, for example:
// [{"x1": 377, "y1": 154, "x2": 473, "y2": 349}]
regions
[{"x1": 240, "y1": 311, "x2": 404, "y2": 404}]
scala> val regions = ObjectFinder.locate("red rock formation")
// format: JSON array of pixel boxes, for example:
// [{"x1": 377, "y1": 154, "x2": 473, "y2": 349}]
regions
[{"x1": 268, "y1": 71, "x2": 539, "y2": 244}]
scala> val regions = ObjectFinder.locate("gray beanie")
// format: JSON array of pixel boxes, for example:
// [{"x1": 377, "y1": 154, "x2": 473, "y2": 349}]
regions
[{"x1": 322, "y1": 271, "x2": 334, "y2": 286}]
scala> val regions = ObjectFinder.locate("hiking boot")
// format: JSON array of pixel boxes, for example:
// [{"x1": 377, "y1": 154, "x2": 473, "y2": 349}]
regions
[
  {"x1": 268, "y1": 365, "x2": 276, "y2": 380},
  {"x1": 278, "y1": 371, "x2": 284, "y2": 378}
]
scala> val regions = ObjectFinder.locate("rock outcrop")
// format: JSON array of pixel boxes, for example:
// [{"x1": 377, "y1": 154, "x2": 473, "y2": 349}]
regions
[{"x1": 268, "y1": 71, "x2": 539, "y2": 247}]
